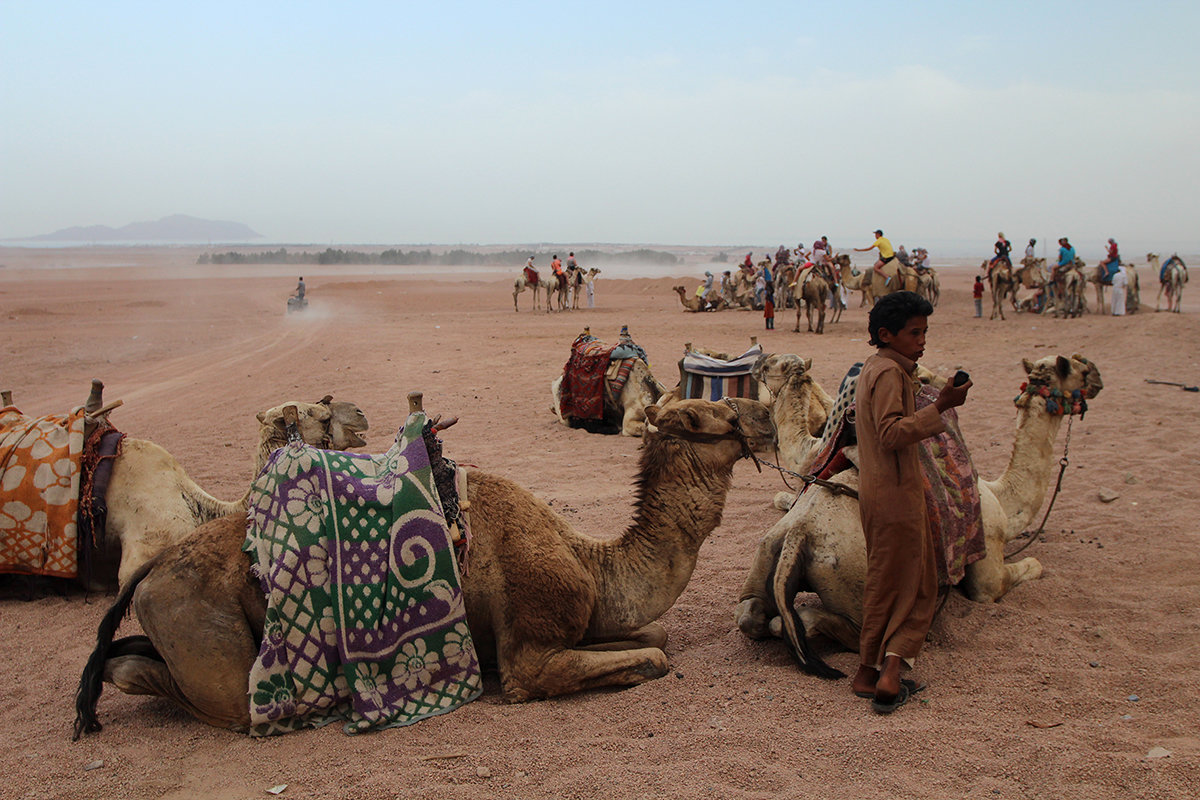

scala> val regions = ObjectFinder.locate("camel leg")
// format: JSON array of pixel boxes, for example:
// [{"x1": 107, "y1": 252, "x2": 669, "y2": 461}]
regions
[
  {"x1": 498, "y1": 641, "x2": 669, "y2": 702},
  {"x1": 797, "y1": 606, "x2": 860, "y2": 652},
  {"x1": 620, "y1": 405, "x2": 646, "y2": 437},
  {"x1": 580, "y1": 623, "x2": 668, "y2": 651},
  {"x1": 960, "y1": 538, "x2": 1043, "y2": 603},
  {"x1": 735, "y1": 525, "x2": 787, "y2": 639}
]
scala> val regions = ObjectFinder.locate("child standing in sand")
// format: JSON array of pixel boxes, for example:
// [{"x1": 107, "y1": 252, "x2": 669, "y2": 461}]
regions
[
  {"x1": 973, "y1": 275, "x2": 984, "y2": 317},
  {"x1": 852, "y1": 291, "x2": 970, "y2": 715},
  {"x1": 764, "y1": 295, "x2": 775, "y2": 329}
]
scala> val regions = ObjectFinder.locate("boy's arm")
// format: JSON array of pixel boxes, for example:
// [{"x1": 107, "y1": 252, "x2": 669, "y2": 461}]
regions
[{"x1": 866, "y1": 369, "x2": 945, "y2": 452}]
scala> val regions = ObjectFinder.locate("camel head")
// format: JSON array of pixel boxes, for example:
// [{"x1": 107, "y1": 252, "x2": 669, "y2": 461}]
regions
[
  {"x1": 255, "y1": 399, "x2": 371, "y2": 472},
  {"x1": 643, "y1": 398, "x2": 774, "y2": 465},
  {"x1": 751, "y1": 353, "x2": 813, "y2": 400},
  {"x1": 673, "y1": 285, "x2": 687, "y2": 297},
  {"x1": 1019, "y1": 354, "x2": 1104, "y2": 414},
  {"x1": 317, "y1": 395, "x2": 369, "y2": 448}
]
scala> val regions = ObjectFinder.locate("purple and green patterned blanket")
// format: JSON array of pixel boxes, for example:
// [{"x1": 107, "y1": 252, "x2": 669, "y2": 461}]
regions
[{"x1": 243, "y1": 412, "x2": 482, "y2": 736}]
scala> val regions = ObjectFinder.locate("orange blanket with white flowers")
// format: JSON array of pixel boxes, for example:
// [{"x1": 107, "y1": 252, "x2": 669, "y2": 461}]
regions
[{"x1": 0, "y1": 406, "x2": 86, "y2": 578}]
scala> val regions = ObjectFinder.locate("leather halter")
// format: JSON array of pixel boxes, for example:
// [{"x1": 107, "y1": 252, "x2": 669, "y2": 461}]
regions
[{"x1": 653, "y1": 398, "x2": 758, "y2": 469}]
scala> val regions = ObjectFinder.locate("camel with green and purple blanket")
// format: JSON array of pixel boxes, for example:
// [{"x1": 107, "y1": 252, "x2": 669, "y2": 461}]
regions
[{"x1": 243, "y1": 411, "x2": 482, "y2": 735}]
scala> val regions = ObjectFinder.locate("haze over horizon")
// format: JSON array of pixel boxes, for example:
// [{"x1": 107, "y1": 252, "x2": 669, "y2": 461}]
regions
[{"x1": 3, "y1": 2, "x2": 1197, "y2": 257}]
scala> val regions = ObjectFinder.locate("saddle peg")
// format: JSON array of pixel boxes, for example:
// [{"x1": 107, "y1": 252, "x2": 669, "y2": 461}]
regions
[{"x1": 408, "y1": 392, "x2": 424, "y2": 414}]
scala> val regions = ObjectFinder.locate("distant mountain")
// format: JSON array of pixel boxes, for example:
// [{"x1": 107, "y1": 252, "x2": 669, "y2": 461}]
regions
[{"x1": 20, "y1": 214, "x2": 262, "y2": 243}]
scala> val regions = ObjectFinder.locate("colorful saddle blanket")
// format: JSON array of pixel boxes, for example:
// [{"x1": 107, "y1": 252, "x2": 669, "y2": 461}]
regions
[
  {"x1": 559, "y1": 332, "x2": 648, "y2": 421},
  {"x1": 0, "y1": 406, "x2": 86, "y2": 579},
  {"x1": 677, "y1": 344, "x2": 763, "y2": 401},
  {"x1": 803, "y1": 369, "x2": 985, "y2": 588},
  {"x1": 243, "y1": 412, "x2": 482, "y2": 736}
]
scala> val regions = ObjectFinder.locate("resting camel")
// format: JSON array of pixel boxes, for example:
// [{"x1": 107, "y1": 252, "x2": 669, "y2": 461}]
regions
[
  {"x1": 673, "y1": 285, "x2": 727, "y2": 312},
  {"x1": 1149, "y1": 253, "x2": 1188, "y2": 313},
  {"x1": 726, "y1": 270, "x2": 756, "y2": 308},
  {"x1": 1012, "y1": 257, "x2": 1046, "y2": 311},
  {"x1": 32, "y1": 381, "x2": 369, "y2": 590},
  {"x1": 734, "y1": 354, "x2": 1103, "y2": 678},
  {"x1": 795, "y1": 271, "x2": 829, "y2": 334},
  {"x1": 512, "y1": 271, "x2": 554, "y2": 312},
  {"x1": 750, "y1": 354, "x2": 833, "y2": 473},
  {"x1": 986, "y1": 260, "x2": 1015, "y2": 320},
  {"x1": 551, "y1": 358, "x2": 668, "y2": 437},
  {"x1": 74, "y1": 398, "x2": 776, "y2": 733}
]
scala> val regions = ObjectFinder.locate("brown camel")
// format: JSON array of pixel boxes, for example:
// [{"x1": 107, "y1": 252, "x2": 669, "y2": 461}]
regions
[
  {"x1": 673, "y1": 285, "x2": 727, "y2": 312},
  {"x1": 74, "y1": 398, "x2": 775, "y2": 734},
  {"x1": 986, "y1": 260, "x2": 1015, "y2": 320},
  {"x1": 735, "y1": 354, "x2": 1103, "y2": 677},
  {"x1": 795, "y1": 271, "x2": 829, "y2": 334}
]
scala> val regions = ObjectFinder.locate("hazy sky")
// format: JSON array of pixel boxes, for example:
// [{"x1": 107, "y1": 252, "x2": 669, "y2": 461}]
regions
[{"x1": 3, "y1": 1, "x2": 1198, "y2": 255}]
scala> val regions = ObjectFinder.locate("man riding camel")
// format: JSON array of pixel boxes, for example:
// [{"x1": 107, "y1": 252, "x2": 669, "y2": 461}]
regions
[
  {"x1": 552, "y1": 254, "x2": 567, "y2": 293},
  {"x1": 855, "y1": 229, "x2": 897, "y2": 285}
]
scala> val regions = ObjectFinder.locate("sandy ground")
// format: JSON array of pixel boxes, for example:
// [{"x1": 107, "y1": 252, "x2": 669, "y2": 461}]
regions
[{"x1": 1, "y1": 246, "x2": 1198, "y2": 800}]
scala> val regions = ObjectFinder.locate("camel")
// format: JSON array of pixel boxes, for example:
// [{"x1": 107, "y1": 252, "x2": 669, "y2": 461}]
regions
[
  {"x1": 862, "y1": 260, "x2": 918, "y2": 307},
  {"x1": 552, "y1": 349, "x2": 669, "y2": 437},
  {"x1": 774, "y1": 265, "x2": 797, "y2": 310},
  {"x1": 1047, "y1": 259, "x2": 1087, "y2": 318},
  {"x1": 796, "y1": 271, "x2": 829, "y2": 334},
  {"x1": 915, "y1": 268, "x2": 940, "y2": 307},
  {"x1": 750, "y1": 354, "x2": 833, "y2": 474},
  {"x1": 673, "y1": 285, "x2": 727, "y2": 312},
  {"x1": 35, "y1": 381, "x2": 370, "y2": 590},
  {"x1": 986, "y1": 260, "x2": 1015, "y2": 320},
  {"x1": 1012, "y1": 257, "x2": 1047, "y2": 311},
  {"x1": 74, "y1": 397, "x2": 777, "y2": 734},
  {"x1": 512, "y1": 271, "x2": 555, "y2": 312},
  {"x1": 1149, "y1": 253, "x2": 1188, "y2": 313},
  {"x1": 834, "y1": 255, "x2": 871, "y2": 308},
  {"x1": 727, "y1": 270, "x2": 756, "y2": 308},
  {"x1": 569, "y1": 268, "x2": 600, "y2": 310},
  {"x1": 734, "y1": 354, "x2": 1104, "y2": 678},
  {"x1": 1123, "y1": 263, "x2": 1141, "y2": 314}
]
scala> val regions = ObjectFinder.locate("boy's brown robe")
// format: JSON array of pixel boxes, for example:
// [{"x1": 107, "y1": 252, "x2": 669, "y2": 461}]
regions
[{"x1": 855, "y1": 348, "x2": 945, "y2": 668}]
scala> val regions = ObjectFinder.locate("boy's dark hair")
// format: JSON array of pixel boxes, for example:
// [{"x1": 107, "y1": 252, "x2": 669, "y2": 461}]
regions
[{"x1": 867, "y1": 290, "x2": 933, "y2": 347}]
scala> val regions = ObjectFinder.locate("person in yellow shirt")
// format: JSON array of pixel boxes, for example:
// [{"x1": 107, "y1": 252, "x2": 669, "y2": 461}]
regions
[{"x1": 855, "y1": 229, "x2": 896, "y2": 285}]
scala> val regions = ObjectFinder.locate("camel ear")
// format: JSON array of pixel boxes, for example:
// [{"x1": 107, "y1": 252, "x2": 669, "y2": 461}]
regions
[
  {"x1": 1055, "y1": 355, "x2": 1072, "y2": 379},
  {"x1": 1022, "y1": 358, "x2": 1035, "y2": 375},
  {"x1": 256, "y1": 410, "x2": 267, "y2": 424},
  {"x1": 644, "y1": 404, "x2": 661, "y2": 426},
  {"x1": 316, "y1": 394, "x2": 333, "y2": 405},
  {"x1": 803, "y1": 357, "x2": 812, "y2": 372}
]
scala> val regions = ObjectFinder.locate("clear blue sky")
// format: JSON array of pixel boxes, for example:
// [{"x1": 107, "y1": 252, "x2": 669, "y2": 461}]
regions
[{"x1": 3, "y1": 1, "x2": 1197, "y2": 255}]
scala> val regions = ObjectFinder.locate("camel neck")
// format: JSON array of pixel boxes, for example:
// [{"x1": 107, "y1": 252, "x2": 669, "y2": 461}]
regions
[
  {"x1": 774, "y1": 374, "x2": 820, "y2": 471},
  {"x1": 983, "y1": 402, "x2": 1065, "y2": 536},
  {"x1": 587, "y1": 439, "x2": 735, "y2": 637}
]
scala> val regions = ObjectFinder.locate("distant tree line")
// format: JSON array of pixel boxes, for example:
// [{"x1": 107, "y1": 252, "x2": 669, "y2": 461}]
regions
[{"x1": 198, "y1": 247, "x2": 678, "y2": 266}]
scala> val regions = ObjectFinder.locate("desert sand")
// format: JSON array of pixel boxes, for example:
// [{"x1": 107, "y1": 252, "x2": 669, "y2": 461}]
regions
[{"x1": 1, "y1": 246, "x2": 1198, "y2": 800}]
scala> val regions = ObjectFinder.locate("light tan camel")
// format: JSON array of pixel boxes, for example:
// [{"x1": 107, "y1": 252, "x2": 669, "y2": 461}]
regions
[
  {"x1": 986, "y1": 260, "x2": 1015, "y2": 320},
  {"x1": 513, "y1": 271, "x2": 555, "y2": 312},
  {"x1": 795, "y1": 271, "x2": 829, "y2": 334},
  {"x1": 1012, "y1": 257, "x2": 1047, "y2": 311},
  {"x1": 728, "y1": 270, "x2": 756, "y2": 308},
  {"x1": 750, "y1": 354, "x2": 833, "y2": 474},
  {"x1": 551, "y1": 358, "x2": 668, "y2": 437},
  {"x1": 915, "y1": 268, "x2": 940, "y2": 307},
  {"x1": 734, "y1": 354, "x2": 1103, "y2": 677},
  {"x1": 569, "y1": 268, "x2": 600, "y2": 310},
  {"x1": 834, "y1": 255, "x2": 871, "y2": 308},
  {"x1": 74, "y1": 398, "x2": 777, "y2": 733},
  {"x1": 1048, "y1": 259, "x2": 1087, "y2": 318},
  {"x1": 1149, "y1": 253, "x2": 1188, "y2": 313},
  {"x1": 673, "y1": 285, "x2": 727, "y2": 312},
  {"x1": 53, "y1": 381, "x2": 370, "y2": 590},
  {"x1": 863, "y1": 260, "x2": 918, "y2": 306}
]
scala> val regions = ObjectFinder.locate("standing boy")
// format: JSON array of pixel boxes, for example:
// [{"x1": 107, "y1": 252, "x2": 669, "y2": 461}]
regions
[
  {"x1": 973, "y1": 275, "x2": 984, "y2": 317},
  {"x1": 852, "y1": 291, "x2": 971, "y2": 713},
  {"x1": 764, "y1": 293, "x2": 775, "y2": 329}
]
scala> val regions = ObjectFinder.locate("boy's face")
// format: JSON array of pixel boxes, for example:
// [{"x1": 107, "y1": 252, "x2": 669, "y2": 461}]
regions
[{"x1": 879, "y1": 315, "x2": 928, "y2": 362}]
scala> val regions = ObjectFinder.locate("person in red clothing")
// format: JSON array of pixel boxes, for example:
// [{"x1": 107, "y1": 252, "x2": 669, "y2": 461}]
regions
[{"x1": 973, "y1": 275, "x2": 984, "y2": 317}]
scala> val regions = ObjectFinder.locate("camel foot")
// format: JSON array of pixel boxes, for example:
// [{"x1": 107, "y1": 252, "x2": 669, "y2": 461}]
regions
[
  {"x1": 735, "y1": 598, "x2": 771, "y2": 640},
  {"x1": 773, "y1": 491, "x2": 796, "y2": 511}
]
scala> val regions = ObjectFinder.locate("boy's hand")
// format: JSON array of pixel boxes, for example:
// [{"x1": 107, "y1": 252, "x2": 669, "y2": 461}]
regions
[{"x1": 935, "y1": 378, "x2": 971, "y2": 412}]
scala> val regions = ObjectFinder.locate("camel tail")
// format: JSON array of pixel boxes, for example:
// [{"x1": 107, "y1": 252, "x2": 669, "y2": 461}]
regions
[
  {"x1": 772, "y1": 542, "x2": 845, "y2": 680},
  {"x1": 72, "y1": 559, "x2": 156, "y2": 740}
]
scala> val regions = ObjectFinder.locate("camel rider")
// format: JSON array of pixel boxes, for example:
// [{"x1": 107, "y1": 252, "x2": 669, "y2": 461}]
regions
[
  {"x1": 1099, "y1": 239, "x2": 1120, "y2": 283},
  {"x1": 855, "y1": 229, "x2": 896, "y2": 285},
  {"x1": 987, "y1": 232, "x2": 1012, "y2": 279},
  {"x1": 698, "y1": 270, "x2": 716, "y2": 302},
  {"x1": 720, "y1": 270, "x2": 733, "y2": 301},
  {"x1": 897, "y1": 245, "x2": 911, "y2": 267},
  {"x1": 524, "y1": 256, "x2": 538, "y2": 284},
  {"x1": 1024, "y1": 238, "x2": 1036, "y2": 264},
  {"x1": 775, "y1": 245, "x2": 791, "y2": 267},
  {"x1": 1055, "y1": 238, "x2": 1076, "y2": 278},
  {"x1": 567, "y1": 252, "x2": 577, "y2": 271},
  {"x1": 552, "y1": 254, "x2": 566, "y2": 292},
  {"x1": 743, "y1": 252, "x2": 754, "y2": 273}
]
